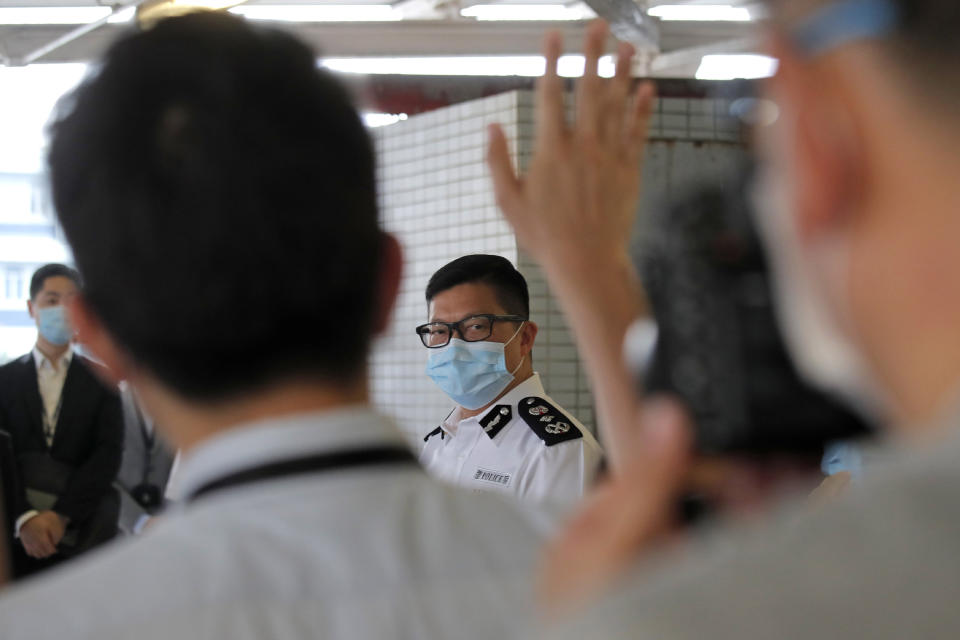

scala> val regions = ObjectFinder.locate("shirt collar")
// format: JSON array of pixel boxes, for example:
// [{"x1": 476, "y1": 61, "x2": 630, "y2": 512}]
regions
[
  {"x1": 176, "y1": 405, "x2": 409, "y2": 500},
  {"x1": 442, "y1": 373, "x2": 546, "y2": 436},
  {"x1": 32, "y1": 344, "x2": 74, "y2": 372}
]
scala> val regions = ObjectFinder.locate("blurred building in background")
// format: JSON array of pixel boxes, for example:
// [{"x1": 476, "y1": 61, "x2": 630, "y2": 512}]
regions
[{"x1": 0, "y1": 171, "x2": 72, "y2": 363}]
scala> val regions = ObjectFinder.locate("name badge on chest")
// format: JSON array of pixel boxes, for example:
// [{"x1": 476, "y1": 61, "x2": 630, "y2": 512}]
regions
[{"x1": 472, "y1": 467, "x2": 512, "y2": 488}]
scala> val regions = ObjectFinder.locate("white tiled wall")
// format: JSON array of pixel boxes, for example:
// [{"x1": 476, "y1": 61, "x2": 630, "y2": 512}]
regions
[
  {"x1": 647, "y1": 96, "x2": 742, "y2": 142},
  {"x1": 370, "y1": 92, "x2": 528, "y2": 445},
  {"x1": 370, "y1": 89, "x2": 744, "y2": 447}
]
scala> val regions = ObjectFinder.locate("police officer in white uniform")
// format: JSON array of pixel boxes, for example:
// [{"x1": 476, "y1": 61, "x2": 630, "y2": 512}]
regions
[{"x1": 418, "y1": 255, "x2": 604, "y2": 512}]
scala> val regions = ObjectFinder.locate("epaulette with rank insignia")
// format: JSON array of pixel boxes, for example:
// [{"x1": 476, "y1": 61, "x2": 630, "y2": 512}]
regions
[
  {"x1": 518, "y1": 397, "x2": 583, "y2": 446},
  {"x1": 423, "y1": 426, "x2": 444, "y2": 442}
]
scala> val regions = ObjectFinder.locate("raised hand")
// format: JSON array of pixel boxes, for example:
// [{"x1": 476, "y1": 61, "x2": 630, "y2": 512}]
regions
[
  {"x1": 487, "y1": 20, "x2": 655, "y2": 277},
  {"x1": 486, "y1": 20, "x2": 658, "y2": 471}
]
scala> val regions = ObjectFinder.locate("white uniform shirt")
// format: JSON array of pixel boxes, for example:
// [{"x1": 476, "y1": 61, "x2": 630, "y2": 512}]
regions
[
  {"x1": 420, "y1": 373, "x2": 604, "y2": 513},
  {"x1": 0, "y1": 407, "x2": 545, "y2": 639}
]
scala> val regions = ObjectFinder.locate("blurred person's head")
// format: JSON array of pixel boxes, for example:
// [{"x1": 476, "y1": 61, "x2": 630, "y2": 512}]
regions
[
  {"x1": 28, "y1": 263, "x2": 81, "y2": 351},
  {"x1": 46, "y1": 13, "x2": 402, "y2": 447},
  {"x1": 421, "y1": 255, "x2": 537, "y2": 414},
  {"x1": 754, "y1": 0, "x2": 960, "y2": 427}
]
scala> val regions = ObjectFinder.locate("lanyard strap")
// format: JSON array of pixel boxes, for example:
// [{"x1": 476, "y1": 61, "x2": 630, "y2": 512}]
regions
[
  {"x1": 187, "y1": 446, "x2": 418, "y2": 502},
  {"x1": 134, "y1": 403, "x2": 157, "y2": 485},
  {"x1": 42, "y1": 391, "x2": 65, "y2": 446}
]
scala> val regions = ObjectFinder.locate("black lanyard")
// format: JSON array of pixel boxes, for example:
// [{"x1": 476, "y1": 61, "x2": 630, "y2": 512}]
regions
[
  {"x1": 42, "y1": 389, "x2": 65, "y2": 446},
  {"x1": 134, "y1": 401, "x2": 156, "y2": 484},
  {"x1": 187, "y1": 446, "x2": 418, "y2": 502}
]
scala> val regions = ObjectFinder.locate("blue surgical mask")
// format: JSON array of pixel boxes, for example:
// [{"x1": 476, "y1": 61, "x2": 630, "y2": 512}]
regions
[
  {"x1": 37, "y1": 305, "x2": 73, "y2": 346},
  {"x1": 426, "y1": 323, "x2": 526, "y2": 410}
]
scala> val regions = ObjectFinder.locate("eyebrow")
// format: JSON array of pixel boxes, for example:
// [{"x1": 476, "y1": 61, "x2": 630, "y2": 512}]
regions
[{"x1": 427, "y1": 312, "x2": 497, "y2": 323}]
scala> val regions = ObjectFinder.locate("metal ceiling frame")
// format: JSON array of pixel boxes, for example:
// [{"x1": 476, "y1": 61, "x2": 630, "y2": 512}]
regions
[
  {"x1": 0, "y1": 0, "x2": 762, "y2": 76},
  {"x1": 12, "y1": 2, "x2": 139, "y2": 65}
]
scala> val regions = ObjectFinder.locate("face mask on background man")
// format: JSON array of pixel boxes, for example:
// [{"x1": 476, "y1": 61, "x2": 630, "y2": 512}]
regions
[{"x1": 37, "y1": 305, "x2": 74, "y2": 347}]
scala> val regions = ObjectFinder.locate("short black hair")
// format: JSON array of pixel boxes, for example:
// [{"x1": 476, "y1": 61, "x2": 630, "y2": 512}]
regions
[
  {"x1": 47, "y1": 13, "x2": 382, "y2": 401},
  {"x1": 425, "y1": 255, "x2": 529, "y2": 318},
  {"x1": 30, "y1": 264, "x2": 81, "y2": 300}
]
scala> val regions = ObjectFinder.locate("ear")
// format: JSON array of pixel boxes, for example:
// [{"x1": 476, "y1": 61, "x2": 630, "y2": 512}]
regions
[
  {"x1": 520, "y1": 320, "x2": 538, "y2": 356},
  {"x1": 766, "y1": 33, "x2": 863, "y2": 242},
  {"x1": 66, "y1": 295, "x2": 130, "y2": 387},
  {"x1": 26, "y1": 299, "x2": 35, "y2": 320},
  {"x1": 372, "y1": 232, "x2": 404, "y2": 336}
]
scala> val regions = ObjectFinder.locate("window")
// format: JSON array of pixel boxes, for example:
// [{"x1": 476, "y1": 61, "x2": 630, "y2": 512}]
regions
[{"x1": 4, "y1": 267, "x2": 23, "y2": 301}]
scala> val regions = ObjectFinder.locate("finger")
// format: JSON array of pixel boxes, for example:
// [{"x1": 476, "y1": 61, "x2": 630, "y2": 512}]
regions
[
  {"x1": 614, "y1": 41, "x2": 635, "y2": 90},
  {"x1": 486, "y1": 123, "x2": 523, "y2": 216},
  {"x1": 575, "y1": 20, "x2": 609, "y2": 142},
  {"x1": 602, "y1": 41, "x2": 635, "y2": 147},
  {"x1": 535, "y1": 30, "x2": 566, "y2": 147},
  {"x1": 625, "y1": 81, "x2": 657, "y2": 159},
  {"x1": 26, "y1": 538, "x2": 54, "y2": 558},
  {"x1": 43, "y1": 531, "x2": 58, "y2": 555}
]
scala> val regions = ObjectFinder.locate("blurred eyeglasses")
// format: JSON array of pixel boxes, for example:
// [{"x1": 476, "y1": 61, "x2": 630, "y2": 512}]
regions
[{"x1": 792, "y1": 0, "x2": 899, "y2": 57}]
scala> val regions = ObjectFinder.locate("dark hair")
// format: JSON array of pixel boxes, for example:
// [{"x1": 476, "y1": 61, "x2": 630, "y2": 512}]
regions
[
  {"x1": 885, "y1": 0, "x2": 960, "y2": 103},
  {"x1": 425, "y1": 255, "x2": 529, "y2": 318},
  {"x1": 47, "y1": 13, "x2": 382, "y2": 401},
  {"x1": 30, "y1": 263, "x2": 81, "y2": 300},
  {"x1": 774, "y1": 0, "x2": 960, "y2": 105}
]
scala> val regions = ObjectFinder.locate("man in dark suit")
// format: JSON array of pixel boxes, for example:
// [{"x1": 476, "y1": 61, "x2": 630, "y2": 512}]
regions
[{"x1": 0, "y1": 264, "x2": 123, "y2": 578}]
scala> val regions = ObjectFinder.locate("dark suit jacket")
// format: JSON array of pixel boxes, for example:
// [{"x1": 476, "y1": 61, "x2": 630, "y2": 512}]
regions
[
  {"x1": 0, "y1": 427, "x2": 17, "y2": 577},
  {"x1": 0, "y1": 352, "x2": 123, "y2": 537}
]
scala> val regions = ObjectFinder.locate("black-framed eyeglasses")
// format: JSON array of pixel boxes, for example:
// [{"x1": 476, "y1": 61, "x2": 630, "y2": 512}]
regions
[{"x1": 416, "y1": 314, "x2": 527, "y2": 349}]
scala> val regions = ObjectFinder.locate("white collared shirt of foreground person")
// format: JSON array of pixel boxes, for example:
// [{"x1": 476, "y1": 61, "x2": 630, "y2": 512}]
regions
[
  {"x1": 417, "y1": 255, "x2": 604, "y2": 513},
  {"x1": 0, "y1": 408, "x2": 546, "y2": 639}
]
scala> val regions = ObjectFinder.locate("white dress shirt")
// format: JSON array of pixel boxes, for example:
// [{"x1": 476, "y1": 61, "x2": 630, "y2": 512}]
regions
[
  {"x1": 33, "y1": 344, "x2": 73, "y2": 446},
  {"x1": 0, "y1": 406, "x2": 545, "y2": 640},
  {"x1": 420, "y1": 373, "x2": 604, "y2": 514},
  {"x1": 14, "y1": 345, "x2": 75, "y2": 535}
]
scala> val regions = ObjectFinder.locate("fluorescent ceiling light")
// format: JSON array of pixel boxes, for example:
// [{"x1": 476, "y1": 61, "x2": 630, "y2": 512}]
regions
[
  {"x1": 363, "y1": 113, "x2": 409, "y2": 128},
  {"x1": 109, "y1": 7, "x2": 137, "y2": 23},
  {"x1": 695, "y1": 54, "x2": 778, "y2": 80},
  {"x1": 648, "y1": 4, "x2": 752, "y2": 21},
  {"x1": 0, "y1": 6, "x2": 113, "y2": 25},
  {"x1": 322, "y1": 54, "x2": 616, "y2": 77},
  {"x1": 152, "y1": 0, "x2": 242, "y2": 10},
  {"x1": 460, "y1": 4, "x2": 595, "y2": 21},
  {"x1": 230, "y1": 4, "x2": 401, "y2": 22}
]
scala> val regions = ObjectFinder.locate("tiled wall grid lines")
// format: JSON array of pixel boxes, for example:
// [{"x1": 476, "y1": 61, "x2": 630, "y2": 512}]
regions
[{"x1": 371, "y1": 90, "x2": 744, "y2": 446}]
